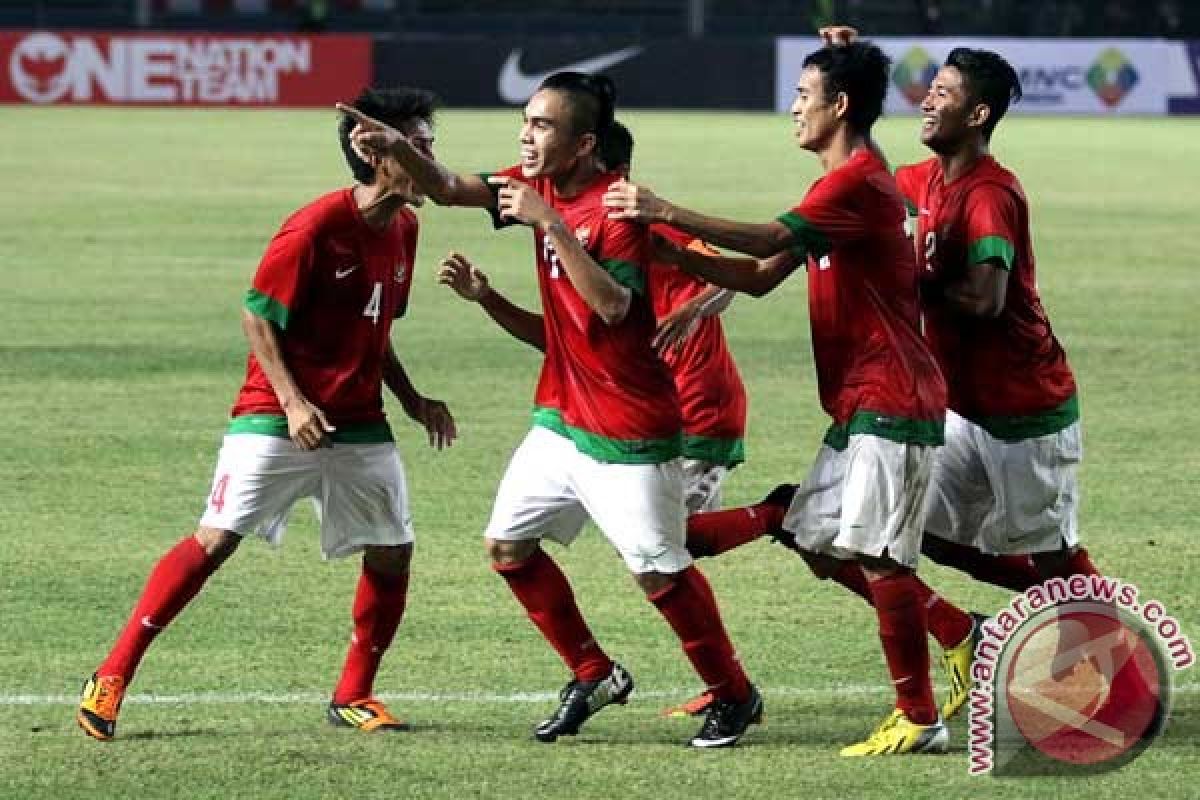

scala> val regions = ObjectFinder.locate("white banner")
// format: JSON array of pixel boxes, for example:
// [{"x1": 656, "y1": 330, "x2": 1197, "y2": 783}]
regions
[{"x1": 776, "y1": 37, "x2": 1172, "y2": 114}]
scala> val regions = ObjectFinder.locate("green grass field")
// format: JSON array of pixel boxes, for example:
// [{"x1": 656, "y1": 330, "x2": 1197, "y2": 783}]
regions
[{"x1": 1, "y1": 107, "x2": 1197, "y2": 799}]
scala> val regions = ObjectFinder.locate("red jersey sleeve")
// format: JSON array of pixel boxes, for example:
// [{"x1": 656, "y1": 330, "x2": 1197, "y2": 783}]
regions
[
  {"x1": 774, "y1": 172, "x2": 865, "y2": 259},
  {"x1": 244, "y1": 227, "x2": 315, "y2": 330},
  {"x1": 595, "y1": 217, "x2": 649, "y2": 295},
  {"x1": 963, "y1": 183, "x2": 1020, "y2": 270}
]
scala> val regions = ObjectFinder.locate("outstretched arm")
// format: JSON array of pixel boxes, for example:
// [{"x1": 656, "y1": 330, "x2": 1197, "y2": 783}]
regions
[
  {"x1": 658, "y1": 237, "x2": 802, "y2": 297},
  {"x1": 438, "y1": 252, "x2": 546, "y2": 352},
  {"x1": 337, "y1": 103, "x2": 495, "y2": 208},
  {"x1": 652, "y1": 283, "x2": 735, "y2": 356},
  {"x1": 603, "y1": 179, "x2": 794, "y2": 258}
]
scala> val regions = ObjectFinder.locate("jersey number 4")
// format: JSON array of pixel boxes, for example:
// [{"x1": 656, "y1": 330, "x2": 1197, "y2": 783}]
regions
[{"x1": 363, "y1": 281, "x2": 383, "y2": 324}]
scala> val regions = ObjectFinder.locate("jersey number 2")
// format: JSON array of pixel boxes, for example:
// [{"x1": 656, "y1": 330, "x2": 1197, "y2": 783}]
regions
[{"x1": 363, "y1": 281, "x2": 383, "y2": 324}]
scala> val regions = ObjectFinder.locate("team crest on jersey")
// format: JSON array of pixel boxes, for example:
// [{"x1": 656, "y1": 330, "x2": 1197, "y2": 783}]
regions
[
  {"x1": 394, "y1": 262, "x2": 408, "y2": 283},
  {"x1": 574, "y1": 227, "x2": 591, "y2": 247}
]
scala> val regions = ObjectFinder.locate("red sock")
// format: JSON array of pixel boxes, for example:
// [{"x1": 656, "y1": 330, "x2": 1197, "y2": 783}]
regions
[
  {"x1": 922, "y1": 537, "x2": 1042, "y2": 591},
  {"x1": 686, "y1": 503, "x2": 785, "y2": 557},
  {"x1": 493, "y1": 550, "x2": 611, "y2": 682},
  {"x1": 831, "y1": 561, "x2": 871, "y2": 602},
  {"x1": 332, "y1": 565, "x2": 410, "y2": 704},
  {"x1": 648, "y1": 566, "x2": 750, "y2": 703},
  {"x1": 868, "y1": 572, "x2": 938, "y2": 725},
  {"x1": 911, "y1": 579, "x2": 974, "y2": 650},
  {"x1": 98, "y1": 535, "x2": 220, "y2": 682}
]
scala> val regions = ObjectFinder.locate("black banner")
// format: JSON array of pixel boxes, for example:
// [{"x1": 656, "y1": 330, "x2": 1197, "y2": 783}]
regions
[{"x1": 372, "y1": 36, "x2": 775, "y2": 109}]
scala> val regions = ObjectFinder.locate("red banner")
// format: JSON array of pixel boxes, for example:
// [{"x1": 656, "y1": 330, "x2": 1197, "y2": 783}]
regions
[{"x1": 0, "y1": 31, "x2": 371, "y2": 106}]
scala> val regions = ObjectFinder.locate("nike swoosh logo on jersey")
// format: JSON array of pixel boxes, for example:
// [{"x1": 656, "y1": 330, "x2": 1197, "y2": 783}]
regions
[
  {"x1": 497, "y1": 46, "x2": 643, "y2": 104},
  {"x1": 335, "y1": 266, "x2": 359, "y2": 279}
]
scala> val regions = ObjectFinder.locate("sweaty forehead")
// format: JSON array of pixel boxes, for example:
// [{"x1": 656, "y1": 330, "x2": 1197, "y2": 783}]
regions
[
  {"x1": 935, "y1": 65, "x2": 967, "y2": 94},
  {"x1": 796, "y1": 65, "x2": 826, "y2": 93}
]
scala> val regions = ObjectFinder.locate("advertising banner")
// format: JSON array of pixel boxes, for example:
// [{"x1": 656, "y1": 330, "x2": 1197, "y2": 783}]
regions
[
  {"x1": 776, "y1": 37, "x2": 1171, "y2": 114},
  {"x1": 0, "y1": 30, "x2": 371, "y2": 106},
  {"x1": 374, "y1": 37, "x2": 774, "y2": 109},
  {"x1": 1168, "y1": 40, "x2": 1200, "y2": 113}
]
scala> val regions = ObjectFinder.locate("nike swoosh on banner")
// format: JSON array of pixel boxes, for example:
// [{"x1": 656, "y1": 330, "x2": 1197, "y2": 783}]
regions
[{"x1": 497, "y1": 46, "x2": 644, "y2": 104}]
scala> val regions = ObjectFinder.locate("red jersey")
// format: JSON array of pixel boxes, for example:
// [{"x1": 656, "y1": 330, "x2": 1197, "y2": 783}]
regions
[
  {"x1": 232, "y1": 188, "x2": 417, "y2": 440},
  {"x1": 487, "y1": 166, "x2": 682, "y2": 464},
  {"x1": 776, "y1": 148, "x2": 946, "y2": 449},
  {"x1": 648, "y1": 224, "x2": 747, "y2": 467},
  {"x1": 895, "y1": 156, "x2": 1077, "y2": 439}
]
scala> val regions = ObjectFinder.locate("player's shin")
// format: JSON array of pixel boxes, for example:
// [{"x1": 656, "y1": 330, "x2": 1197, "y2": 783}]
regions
[
  {"x1": 333, "y1": 563, "x2": 410, "y2": 704},
  {"x1": 867, "y1": 571, "x2": 938, "y2": 724}
]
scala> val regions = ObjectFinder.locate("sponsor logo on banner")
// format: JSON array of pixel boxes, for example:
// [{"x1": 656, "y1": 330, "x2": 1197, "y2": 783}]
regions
[
  {"x1": 1, "y1": 30, "x2": 370, "y2": 106},
  {"x1": 1086, "y1": 48, "x2": 1139, "y2": 107},
  {"x1": 892, "y1": 47, "x2": 939, "y2": 105},
  {"x1": 776, "y1": 37, "x2": 1169, "y2": 115},
  {"x1": 497, "y1": 46, "x2": 643, "y2": 104}
]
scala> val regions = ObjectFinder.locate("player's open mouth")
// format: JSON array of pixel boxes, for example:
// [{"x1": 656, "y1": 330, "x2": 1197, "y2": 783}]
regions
[{"x1": 922, "y1": 115, "x2": 937, "y2": 131}]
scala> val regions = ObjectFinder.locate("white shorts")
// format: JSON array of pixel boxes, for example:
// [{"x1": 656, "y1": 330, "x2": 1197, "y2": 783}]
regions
[
  {"x1": 484, "y1": 426, "x2": 690, "y2": 575},
  {"x1": 924, "y1": 412, "x2": 1081, "y2": 555},
  {"x1": 781, "y1": 434, "x2": 935, "y2": 569},
  {"x1": 198, "y1": 434, "x2": 414, "y2": 560},
  {"x1": 681, "y1": 458, "x2": 729, "y2": 514}
]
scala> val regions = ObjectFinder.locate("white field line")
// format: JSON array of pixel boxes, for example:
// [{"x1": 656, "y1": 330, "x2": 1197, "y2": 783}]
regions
[{"x1": 4, "y1": 684, "x2": 1199, "y2": 706}]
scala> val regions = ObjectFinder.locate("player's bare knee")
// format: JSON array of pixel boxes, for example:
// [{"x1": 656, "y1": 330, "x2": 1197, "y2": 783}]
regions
[
  {"x1": 859, "y1": 555, "x2": 907, "y2": 581},
  {"x1": 486, "y1": 537, "x2": 538, "y2": 566},
  {"x1": 194, "y1": 527, "x2": 241, "y2": 563},
  {"x1": 1031, "y1": 547, "x2": 1074, "y2": 577},
  {"x1": 799, "y1": 550, "x2": 840, "y2": 579},
  {"x1": 364, "y1": 543, "x2": 412, "y2": 576}
]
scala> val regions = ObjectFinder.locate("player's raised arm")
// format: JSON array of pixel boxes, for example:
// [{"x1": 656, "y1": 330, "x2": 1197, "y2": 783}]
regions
[
  {"x1": 491, "y1": 175, "x2": 633, "y2": 325},
  {"x1": 438, "y1": 252, "x2": 546, "y2": 351},
  {"x1": 603, "y1": 179, "x2": 794, "y2": 258},
  {"x1": 338, "y1": 103, "x2": 494, "y2": 209}
]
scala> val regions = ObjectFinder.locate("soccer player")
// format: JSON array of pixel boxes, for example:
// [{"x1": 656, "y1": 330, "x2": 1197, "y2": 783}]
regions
[
  {"x1": 341, "y1": 72, "x2": 762, "y2": 748},
  {"x1": 436, "y1": 121, "x2": 747, "y2": 516},
  {"x1": 76, "y1": 87, "x2": 456, "y2": 741},
  {"x1": 603, "y1": 42, "x2": 958, "y2": 756}
]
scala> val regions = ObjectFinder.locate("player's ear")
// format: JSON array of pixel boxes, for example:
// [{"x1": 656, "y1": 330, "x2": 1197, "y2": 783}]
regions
[
  {"x1": 577, "y1": 131, "x2": 597, "y2": 160},
  {"x1": 833, "y1": 91, "x2": 851, "y2": 121},
  {"x1": 967, "y1": 102, "x2": 991, "y2": 132}
]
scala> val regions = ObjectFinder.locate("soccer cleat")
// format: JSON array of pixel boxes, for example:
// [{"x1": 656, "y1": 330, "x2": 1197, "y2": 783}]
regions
[
  {"x1": 689, "y1": 684, "x2": 764, "y2": 748},
  {"x1": 534, "y1": 662, "x2": 634, "y2": 742},
  {"x1": 661, "y1": 690, "x2": 714, "y2": 718},
  {"x1": 839, "y1": 708, "x2": 949, "y2": 757},
  {"x1": 327, "y1": 698, "x2": 411, "y2": 732},
  {"x1": 761, "y1": 484, "x2": 800, "y2": 551},
  {"x1": 77, "y1": 673, "x2": 126, "y2": 741},
  {"x1": 939, "y1": 611, "x2": 988, "y2": 720}
]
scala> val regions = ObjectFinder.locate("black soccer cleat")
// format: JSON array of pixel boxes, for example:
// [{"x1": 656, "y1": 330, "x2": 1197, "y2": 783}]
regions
[
  {"x1": 689, "y1": 683, "x2": 764, "y2": 748},
  {"x1": 761, "y1": 484, "x2": 800, "y2": 551},
  {"x1": 534, "y1": 662, "x2": 634, "y2": 743}
]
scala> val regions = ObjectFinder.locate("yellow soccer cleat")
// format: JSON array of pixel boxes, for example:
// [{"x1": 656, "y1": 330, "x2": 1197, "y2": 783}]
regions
[
  {"x1": 939, "y1": 612, "x2": 987, "y2": 720},
  {"x1": 839, "y1": 708, "x2": 949, "y2": 757},
  {"x1": 77, "y1": 673, "x2": 126, "y2": 741},
  {"x1": 327, "y1": 698, "x2": 411, "y2": 732}
]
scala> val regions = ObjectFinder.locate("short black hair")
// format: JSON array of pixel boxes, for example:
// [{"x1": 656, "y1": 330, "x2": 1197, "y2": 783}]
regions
[
  {"x1": 537, "y1": 70, "x2": 617, "y2": 139},
  {"x1": 944, "y1": 48, "x2": 1022, "y2": 140},
  {"x1": 596, "y1": 119, "x2": 634, "y2": 172},
  {"x1": 339, "y1": 86, "x2": 439, "y2": 184},
  {"x1": 802, "y1": 41, "x2": 891, "y2": 134}
]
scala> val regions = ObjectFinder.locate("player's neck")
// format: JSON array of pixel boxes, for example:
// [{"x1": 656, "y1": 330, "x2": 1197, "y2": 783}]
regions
[
  {"x1": 938, "y1": 139, "x2": 990, "y2": 184},
  {"x1": 817, "y1": 129, "x2": 867, "y2": 173},
  {"x1": 353, "y1": 183, "x2": 407, "y2": 230},
  {"x1": 550, "y1": 157, "x2": 602, "y2": 199}
]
